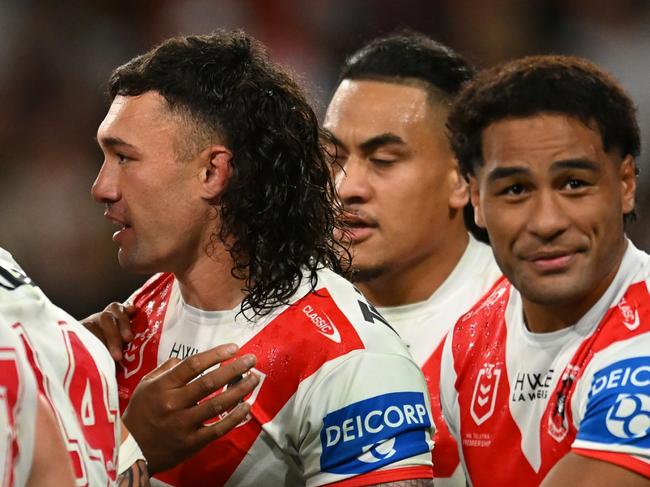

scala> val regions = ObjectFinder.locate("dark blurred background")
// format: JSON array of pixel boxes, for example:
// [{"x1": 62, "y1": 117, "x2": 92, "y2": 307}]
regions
[{"x1": 1, "y1": 0, "x2": 649, "y2": 319}]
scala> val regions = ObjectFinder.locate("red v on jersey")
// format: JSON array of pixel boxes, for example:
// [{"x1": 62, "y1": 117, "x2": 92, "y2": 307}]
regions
[{"x1": 448, "y1": 276, "x2": 650, "y2": 486}]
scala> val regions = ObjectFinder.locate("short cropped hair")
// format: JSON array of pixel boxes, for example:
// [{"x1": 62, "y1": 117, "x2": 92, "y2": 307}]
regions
[
  {"x1": 109, "y1": 30, "x2": 348, "y2": 316},
  {"x1": 339, "y1": 30, "x2": 474, "y2": 101},
  {"x1": 339, "y1": 30, "x2": 488, "y2": 241},
  {"x1": 448, "y1": 55, "x2": 640, "y2": 176}
]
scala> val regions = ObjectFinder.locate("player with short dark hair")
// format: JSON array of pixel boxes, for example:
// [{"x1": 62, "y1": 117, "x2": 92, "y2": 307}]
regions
[
  {"x1": 441, "y1": 55, "x2": 649, "y2": 486},
  {"x1": 92, "y1": 30, "x2": 435, "y2": 486},
  {"x1": 323, "y1": 31, "x2": 502, "y2": 486}
]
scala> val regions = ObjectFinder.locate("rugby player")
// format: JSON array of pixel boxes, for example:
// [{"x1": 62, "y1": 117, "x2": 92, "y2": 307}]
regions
[
  {"x1": 441, "y1": 55, "x2": 650, "y2": 486},
  {"x1": 323, "y1": 31, "x2": 502, "y2": 486},
  {"x1": 91, "y1": 30, "x2": 435, "y2": 486}
]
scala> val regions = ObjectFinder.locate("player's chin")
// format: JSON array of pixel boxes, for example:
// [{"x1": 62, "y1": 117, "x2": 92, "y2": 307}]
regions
[
  {"x1": 517, "y1": 274, "x2": 587, "y2": 306},
  {"x1": 350, "y1": 263, "x2": 388, "y2": 283},
  {"x1": 117, "y1": 249, "x2": 156, "y2": 274}
]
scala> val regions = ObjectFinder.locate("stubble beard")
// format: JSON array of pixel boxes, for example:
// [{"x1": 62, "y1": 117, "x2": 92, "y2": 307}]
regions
[{"x1": 350, "y1": 263, "x2": 390, "y2": 283}]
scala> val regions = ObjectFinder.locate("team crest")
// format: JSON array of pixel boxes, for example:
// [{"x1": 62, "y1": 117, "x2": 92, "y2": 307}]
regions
[
  {"x1": 470, "y1": 364, "x2": 501, "y2": 426},
  {"x1": 547, "y1": 364, "x2": 578, "y2": 442}
]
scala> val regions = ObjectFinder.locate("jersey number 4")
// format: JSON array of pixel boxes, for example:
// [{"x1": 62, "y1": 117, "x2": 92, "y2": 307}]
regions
[{"x1": 14, "y1": 321, "x2": 118, "y2": 485}]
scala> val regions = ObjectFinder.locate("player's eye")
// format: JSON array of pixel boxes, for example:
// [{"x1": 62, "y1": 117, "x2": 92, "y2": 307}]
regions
[
  {"x1": 501, "y1": 183, "x2": 527, "y2": 196},
  {"x1": 565, "y1": 178, "x2": 586, "y2": 190},
  {"x1": 369, "y1": 157, "x2": 396, "y2": 165}
]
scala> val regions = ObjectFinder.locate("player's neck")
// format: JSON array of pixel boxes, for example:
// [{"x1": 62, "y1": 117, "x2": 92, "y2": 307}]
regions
[
  {"x1": 174, "y1": 244, "x2": 246, "y2": 311},
  {"x1": 359, "y1": 230, "x2": 469, "y2": 308}
]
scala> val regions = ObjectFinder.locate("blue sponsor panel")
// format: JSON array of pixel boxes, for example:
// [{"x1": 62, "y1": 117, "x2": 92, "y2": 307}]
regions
[
  {"x1": 320, "y1": 391, "x2": 431, "y2": 475},
  {"x1": 578, "y1": 356, "x2": 650, "y2": 448}
]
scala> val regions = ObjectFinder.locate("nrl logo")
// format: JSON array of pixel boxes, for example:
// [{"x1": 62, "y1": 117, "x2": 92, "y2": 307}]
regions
[{"x1": 470, "y1": 364, "x2": 502, "y2": 426}]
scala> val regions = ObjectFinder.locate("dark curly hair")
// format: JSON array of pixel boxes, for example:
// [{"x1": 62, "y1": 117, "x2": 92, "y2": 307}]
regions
[
  {"x1": 108, "y1": 30, "x2": 349, "y2": 316},
  {"x1": 448, "y1": 54, "x2": 640, "y2": 221},
  {"x1": 338, "y1": 30, "x2": 488, "y2": 242}
]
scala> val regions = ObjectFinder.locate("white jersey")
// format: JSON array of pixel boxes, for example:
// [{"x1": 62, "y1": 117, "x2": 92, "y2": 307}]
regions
[
  {"x1": 378, "y1": 235, "x2": 501, "y2": 487},
  {"x1": 0, "y1": 248, "x2": 119, "y2": 486},
  {"x1": 0, "y1": 322, "x2": 37, "y2": 487},
  {"x1": 440, "y1": 241, "x2": 650, "y2": 486},
  {"x1": 118, "y1": 267, "x2": 435, "y2": 486}
]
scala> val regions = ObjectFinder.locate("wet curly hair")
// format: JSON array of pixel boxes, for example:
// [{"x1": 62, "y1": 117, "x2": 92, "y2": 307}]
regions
[
  {"x1": 108, "y1": 30, "x2": 349, "y2": 316},
  {"x1": 447, "y1": 54, "x2": 640, "y2": 221}
]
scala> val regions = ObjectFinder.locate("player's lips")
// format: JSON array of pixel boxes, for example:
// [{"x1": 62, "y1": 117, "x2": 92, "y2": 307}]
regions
[
  {"x1": 341, "y1": 213, "x2": 378, "y2": 243},
  {"x1": 104, "y1": 210, "x2": 133, "y2": 244},
  {"x1": 523, "y1": 249, "x2": 580, "y2": 272}
]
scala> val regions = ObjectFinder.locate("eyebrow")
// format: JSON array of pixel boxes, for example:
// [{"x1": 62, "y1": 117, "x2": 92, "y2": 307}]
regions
[
  {"x1": 486, "y1": 166, "x2": 530, "y2": 183},
  {"x1": 95, "y1": 136, "x2": 139, "y2": 152},
  {"x1": 550, "y1": 158, "x2": 600, "y2": 173},
  {"x1": 321, "y1": 130, "x2": 406, "y2": 155},
  {"x1": 359, "y1": 133, "x2": 406, "y2": 153},
  {"x1": 486, "y1": 157, "x2": 601, "y2": 184}
]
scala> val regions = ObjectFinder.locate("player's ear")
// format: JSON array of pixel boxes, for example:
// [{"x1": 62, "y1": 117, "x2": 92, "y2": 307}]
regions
[
  {"x1": 619, "y1": 154, "x2": 636, "y2": 215},
  {"x1": 448, "y1": 159, "x2": 470, "y2": 210},
  {"x1": 199, "y1": 145, "x2": 232, "y2": 200},
  {"x1": 469, "y1": 174, "x2": 486, "y2": 228}
]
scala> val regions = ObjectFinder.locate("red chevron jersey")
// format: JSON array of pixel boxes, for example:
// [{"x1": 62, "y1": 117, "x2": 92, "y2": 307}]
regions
[
  {"x1": 118, "y1": 267, "x2": 434, "y2": 486},
  {"x1": 440, "y1": 242, "x2": 650, "y2": 486},
  {"x1": 0, "y1": 322, "x2": 38, "y2": 487},
  {"x1": 378, "y1": 236, "x2": 501, "y2": 487},
  {"x1": 0, "y1": 248, "x2": 119, "y2": 487}
]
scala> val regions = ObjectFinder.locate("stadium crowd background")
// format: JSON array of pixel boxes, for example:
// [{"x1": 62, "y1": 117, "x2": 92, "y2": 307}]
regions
[{"x1": 1, "y1": 0, "x2": 649, "y2": 319}]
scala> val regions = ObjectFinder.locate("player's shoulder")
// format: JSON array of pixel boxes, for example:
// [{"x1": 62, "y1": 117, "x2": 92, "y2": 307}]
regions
[
  {"x1": 0, "y1": 247, "x2": 44, "y2": 306},
  {"x1": 589, "y1": 247, "x2": 650, "y2": 355},
  {"x1": 455, "y1": 275, "x2": 510, "y2": 332},
  {"x1": 306, "y1": 268, "x2": 409, "y2": 355}
]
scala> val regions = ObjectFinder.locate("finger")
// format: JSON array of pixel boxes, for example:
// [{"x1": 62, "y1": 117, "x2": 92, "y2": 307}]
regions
[
  {"x1": 124, "y1": 302, "x2": 137, "y2": 316},
  {"x1": 99, "y1": 311, "x2": 126, "y2": 361},
  {"x1": 107, "y1": 302, "x2": 135, "y2": 342},
  {"x1": 181, "y1": 353, "x2": 256, "y2": 406},
  {"x1": 81, "y1": 318, "x2": 109, "y2": 347},
  {"x1": 164, "y1": 344, "x2": 240, "y2": 387},
  {"x1": 194, "y1": 402, "x2": 251, "y2": 446},
  {"x1": 188, "y1": 372, "x2": 259, "y2": 425},
  {"x1": 142, "y1": 357, "x2": 181, "y2": 382}
]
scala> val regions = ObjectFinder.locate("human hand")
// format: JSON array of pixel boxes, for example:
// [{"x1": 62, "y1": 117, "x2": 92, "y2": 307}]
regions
[
  {"x1": 81, "y1": 302, "x2": 136, "y2": 361},
  {"x1": 122, "y1": 343, "x2": 259, "y2": 474}
]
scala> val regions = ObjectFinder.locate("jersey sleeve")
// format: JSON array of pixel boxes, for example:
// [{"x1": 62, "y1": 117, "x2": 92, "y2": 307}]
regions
[
  {"x1": 297, "y1": 351, "x2": 434, "y2": 487},
  {"x1": 571, "y1": 332, "x2": 650, "y2": 477}
]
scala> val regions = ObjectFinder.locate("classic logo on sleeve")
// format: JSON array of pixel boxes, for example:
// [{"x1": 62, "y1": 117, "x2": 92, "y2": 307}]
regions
[
  {"x1": 319, "y1": 391, "x2": 431, "y2": 475},
  {"x1": 578, "y1": 356, "x2": 650, "y2": 447}
]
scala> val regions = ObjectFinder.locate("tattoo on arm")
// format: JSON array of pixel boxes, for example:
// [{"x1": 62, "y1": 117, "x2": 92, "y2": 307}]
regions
[{"x1": 117, "y1": 460, "x2": 150, "y2": 487}]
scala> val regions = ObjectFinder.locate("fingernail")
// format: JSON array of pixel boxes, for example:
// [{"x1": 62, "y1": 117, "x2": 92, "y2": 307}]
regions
[
  {"x1": 242, "y1": 354, "x2": 256, "y2": 367},
  {"x1": 224, "y1": 343, "x2": 238, "y2": 355}
]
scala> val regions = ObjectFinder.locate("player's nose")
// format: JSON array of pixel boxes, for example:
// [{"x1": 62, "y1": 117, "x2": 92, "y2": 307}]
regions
[
  {"x1": 91, "y1": 161, "x2": 121, "y2": 204},
  {"x1": 336, "y1": 156, "x2": 372, "y2": 204}
]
